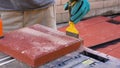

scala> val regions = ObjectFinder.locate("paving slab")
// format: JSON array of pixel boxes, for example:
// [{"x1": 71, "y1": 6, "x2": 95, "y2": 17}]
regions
[
  {"x1": 113, "y1": 16, "x2": 120, "y2": 22},
  {"x1": 59, "y1": 16, "x2": 119, "y2": 47},
  {"x1": 0, "y1": 24, "x2": 82, "y2": 67},
  {"x1": 96, "y1": 43, "x2": 120, "y2": 53},
  {"x1": 96, "y1": 40, "x2": 120, "y2": 59},
  {"x1": 107, "y1": 45, "x2": 120, "y2": 59},
  {"x1": 82, "y1": 22, "x2": 119, "y2": 47},
  {"x1": 59, "y1": 16, "x2": 111, "y2": 31}
]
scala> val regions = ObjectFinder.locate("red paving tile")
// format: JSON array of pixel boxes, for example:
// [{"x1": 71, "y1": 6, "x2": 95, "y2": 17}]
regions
[
  {"x1": 59, "y1": 16, "x2": 119, "y2": 47},
  {"x1": 0, "y1": 24, "x2": 82, "y2": 67},
  {"x1": 97, "y1": 43, "x2": 120, "y2": 53},
  {"x1": 59, "y1": 16, "x2": 111, "y2": 31},
  {"x1": 84, "y1": 22, "x2": 119, "y2": 47},
  {"x1": 113, "y1": 16, "x2": 120, "y2": 22},
  {"x1": 96, "y1": 42, "x2": 120, "y2": 58},
  {"x1": 75, "y1": 16, "x2": 111, "y2": 28},
  {"x1": 97, "y1": 47, "x2": 112, "y2": 53},
  {"x1": 108, "y1": 51, "x2": 120, "y2": 59},
  {"x1": 107, "y1": 44, "x2": 120, "y2": 59},
  {"x1": 109, "y1": 43, "x2": 120, "y2": 53}
]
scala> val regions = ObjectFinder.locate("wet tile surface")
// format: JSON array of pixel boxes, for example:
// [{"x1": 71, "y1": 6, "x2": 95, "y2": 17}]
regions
[
  {"x1": 59, "y1": 16, "x2": 119, "y2": 47},
  {"x1": 113, "y1": 16, "x2": 120, "y2": 22},
  {"x1": 0, "y1": 24, "x2": 82, "y2": 67},
  {"x1": 97, "y1": 42, "x2": 120, "y2": 59},
  {"x1": 59, "y1": 16, "x2": 111, "y2": 32}
]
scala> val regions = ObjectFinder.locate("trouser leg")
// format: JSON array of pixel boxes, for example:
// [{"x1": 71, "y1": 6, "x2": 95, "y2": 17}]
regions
[
  {"x1": 0, "y1": 5, "x2": 57, "y2": 32},
  {"x1": 0, "y1": 11, "x2": 24, "y2": 32},
  {"x1": 24, "y1": 5, "x2": 57, "y2": 30}
]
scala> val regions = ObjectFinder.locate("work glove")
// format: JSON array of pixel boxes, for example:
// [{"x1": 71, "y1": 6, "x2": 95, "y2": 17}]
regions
[{"x1": 64, "y1": 0, "x2": 90, "y2": 24}]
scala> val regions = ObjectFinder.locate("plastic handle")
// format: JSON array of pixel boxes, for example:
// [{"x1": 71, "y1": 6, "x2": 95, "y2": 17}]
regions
[
  {"x1": 66, "y1": 21, "x2": 79, "y2": 34},
  {"x1": 0, "y1": 19, "x2": 3, "y2": 38}
]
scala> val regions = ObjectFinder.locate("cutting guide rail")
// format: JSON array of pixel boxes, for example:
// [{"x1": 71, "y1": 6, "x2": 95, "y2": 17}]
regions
[{"x1": 0, "y1": 56, "x2": 15, "y2": 66}]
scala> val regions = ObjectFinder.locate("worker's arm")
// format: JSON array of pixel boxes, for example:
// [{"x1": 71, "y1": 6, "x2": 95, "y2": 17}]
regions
[{"x1": 64, "y1": 0, "x2": 90, "y2": 24}]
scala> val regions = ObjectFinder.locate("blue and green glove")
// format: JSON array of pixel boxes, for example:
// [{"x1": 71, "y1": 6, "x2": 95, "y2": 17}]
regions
[{"x1": 64, "y1": 0, "x2": 90, "y2": 24}]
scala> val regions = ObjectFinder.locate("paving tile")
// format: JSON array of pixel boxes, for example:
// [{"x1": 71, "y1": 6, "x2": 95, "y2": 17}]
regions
[
  {"x1": 107, "y1": 51, "x2": 120, "y2": 59},
  {"x1": 97, "y1": 48, "x2": 112, "y2": 53},
  {"x1": 58, "y1": 16, "x2": 120, "y2": 59},
  {"x1": 113, "y1": 16, "x2": 120, "y2": 22},
  {"x1": 107, "y1": 43, "x2": 120, "y2": 59},
  {"x1": 106, "y1": 43, "x2": 120, "y2": 50},
  {"x1": 96, "y1": 42, "x2": 120, "y2": 58},
  {"x1": 60, "y1": 22, "x2": 119, "y2": 47},
  {"x1": 109, "y1": 43, "x2": 120, "y2": 53},
  {"x1": 75, "y1": 16, "x2": 111, "y2": 29},
  {"x1": 59, "y1": 16, "x2": 111, "y2": 31},
  {"x1": 0, "y1": 24, "x2": 82, "y2": 67},
  {"x1": 97, "y1": 43, "x2": 120, "y2": 53}
]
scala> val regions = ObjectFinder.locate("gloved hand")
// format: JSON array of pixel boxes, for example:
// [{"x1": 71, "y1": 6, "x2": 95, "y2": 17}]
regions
[{"x1": 64, "y1": 0, "x2": 90, "y2": 24}]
